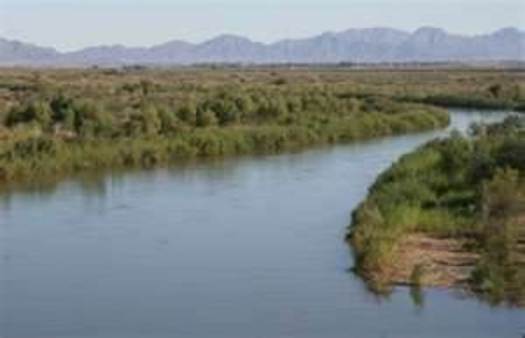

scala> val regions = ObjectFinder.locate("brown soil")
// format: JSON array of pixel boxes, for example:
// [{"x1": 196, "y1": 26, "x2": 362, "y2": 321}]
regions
[{"x1": 388, "y1": 234, "x2": 480, "y2": 287}]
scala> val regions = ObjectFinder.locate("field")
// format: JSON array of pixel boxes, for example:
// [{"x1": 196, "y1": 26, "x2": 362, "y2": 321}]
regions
[{"x1": 0, "y1": 67, "x2": 523, "y2": 185}]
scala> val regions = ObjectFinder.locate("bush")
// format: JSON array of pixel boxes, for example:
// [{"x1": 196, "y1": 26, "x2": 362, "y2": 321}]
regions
[{"x1": 349, "y1": 117, "x2": 525, "y2": 305}]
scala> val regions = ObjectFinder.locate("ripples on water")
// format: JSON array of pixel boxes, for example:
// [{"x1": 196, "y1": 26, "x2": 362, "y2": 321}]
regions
[{"x1": 1, "y1": 110, "x2": 523, "y2": 338}]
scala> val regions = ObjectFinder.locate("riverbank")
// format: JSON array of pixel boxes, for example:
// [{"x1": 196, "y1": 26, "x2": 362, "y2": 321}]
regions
[
  {"x1": 348, "y1": 116, "x2": 525, "y2": 306},
  {"x1": 0, "y1": 68, "x2": 459, "y2": 184},
  {"x1": 2, "y1": 68, "x2": 525, "y2": 185},
  {"x1": 3, "y1": 108, "x2": 523, "y2": 338},
  {"x1": 0, "y1": 110, "x2": 448, "y2": 183},
  {"x1": 375, "y1": 234, "x2": 479, "y2": 287}
]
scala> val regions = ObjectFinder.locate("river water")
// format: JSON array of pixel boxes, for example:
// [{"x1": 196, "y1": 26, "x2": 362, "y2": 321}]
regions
[{"x1": 0, "y1": 109, "x2": 523, "y2": 338}]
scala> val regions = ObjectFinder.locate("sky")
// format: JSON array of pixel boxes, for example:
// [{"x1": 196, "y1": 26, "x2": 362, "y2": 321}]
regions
[{"x1": 1, "y1": 0, "x2": 524, "y2": 52}]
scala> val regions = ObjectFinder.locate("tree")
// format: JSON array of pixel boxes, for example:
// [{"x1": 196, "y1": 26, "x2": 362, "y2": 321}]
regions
[
  {"x1": 158, "y1": 107, "x2": 179, "y2": 134},
  {"x1": 141, "y1": 104, "x2": 162, "y2": 136},
  {"x1": 439, "y1": 133, "x2": 471, "y2": 179},
  {"x1": 196, "y1": 108, "x2": 218, "y2": 127},
  {"x1": 5, "y1": 100, "x2": 53, "y2": 129},
  {"x1": 50, "y1": 94, "x2": 75, "y2": 122},
  {"x1": 177, "y1": 102, "x2": 197, "y2": 126},
  {"x1": 488, "y1": 84, "x2": 503, "y2": 98},
  {"x1": 481, "y1": 168, "x2": 524, "y2": 252},
  {"x1": 496, "y1": 139, "x2": 525, "y2": 171},
  {"x1": 73, "y1": 100, "x2": 113, "y2": 137}
]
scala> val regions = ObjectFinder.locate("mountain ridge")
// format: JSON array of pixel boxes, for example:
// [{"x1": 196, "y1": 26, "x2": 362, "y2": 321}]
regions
[{"x1": 1, "y1": 27, "x2": 524, "y2": 66}]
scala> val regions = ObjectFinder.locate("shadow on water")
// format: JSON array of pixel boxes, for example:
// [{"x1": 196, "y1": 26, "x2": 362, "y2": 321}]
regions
[
  {"x1": 409, "y1": 285, "x2": 426, "y2": 309},
  {"x1": 1, "y1": 109, "x2": 523, "y2": 338},
  {"x1": 343, "y1": 110, "x2": 525, "y2": 310},
  {"x1": 0, "y1": 155, "x2": 249, "y2": 213}
]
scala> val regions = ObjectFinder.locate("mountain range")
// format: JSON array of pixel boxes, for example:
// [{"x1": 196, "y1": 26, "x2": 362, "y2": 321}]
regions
[{"x1": 1, "y1": 27, "x2": 524, "y2": 66}]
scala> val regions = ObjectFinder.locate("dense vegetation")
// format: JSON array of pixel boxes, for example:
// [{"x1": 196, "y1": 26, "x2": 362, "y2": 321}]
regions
[
  {"x1": 348, "y1": 116, "x2": 525, "y2": 306},
  {"x1": 0, "y1": 68, "x2": 524, "y2": 305},
  {"x1": 0, "y1": 67, "x2": 523, "y2": 185},
  {"x1": 0, "y1": 68, "x2": 461, "y2": 183}
]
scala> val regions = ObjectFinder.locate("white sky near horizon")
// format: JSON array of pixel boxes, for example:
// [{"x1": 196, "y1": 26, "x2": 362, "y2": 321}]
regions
[{"x1": 1, "y1": 0, "x2": 524, "y2": 52}]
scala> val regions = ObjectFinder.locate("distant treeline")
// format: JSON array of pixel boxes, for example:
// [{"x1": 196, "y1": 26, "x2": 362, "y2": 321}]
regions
[{"x1": 94, "y1": 61, "x2": 525, "y2": 71}]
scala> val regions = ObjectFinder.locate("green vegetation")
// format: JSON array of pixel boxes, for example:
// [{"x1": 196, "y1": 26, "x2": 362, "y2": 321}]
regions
[
  {"x1": 348, "y1": 116, "x2": 525, "y2": 306},
  {"x1": 0, "y1": 68, "x2": 457, "y2": 183},
  {"x1": 0, "y1": 68, "x2": 524, "y2": 304},
  {"x1": 403, "y1": 81, "x2": 525, "y2": 111},
  {"x1": 0, "y1": 67, "x2": 523, "y2": 188}
]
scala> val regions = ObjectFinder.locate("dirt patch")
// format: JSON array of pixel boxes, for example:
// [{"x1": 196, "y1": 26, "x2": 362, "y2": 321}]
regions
[{"x1": 388, "y1": 234, "x2": 480, "y2": 287}]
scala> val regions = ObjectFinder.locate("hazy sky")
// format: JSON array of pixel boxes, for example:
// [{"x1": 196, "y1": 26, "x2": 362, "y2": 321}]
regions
[{"x1": 1, "y1": 0, "x2": 524, "y2": 51}]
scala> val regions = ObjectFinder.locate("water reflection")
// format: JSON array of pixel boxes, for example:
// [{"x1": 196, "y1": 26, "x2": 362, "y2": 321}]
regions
[
  {"x1": 409, "y1": 285, "x2": 425, "y2": 309},
  {"x1": 345, "y1": 109, "x2": 525, "y2": 310},
  {"x1": 1, "y1": 109, "x2": 523, "y2": 338}
]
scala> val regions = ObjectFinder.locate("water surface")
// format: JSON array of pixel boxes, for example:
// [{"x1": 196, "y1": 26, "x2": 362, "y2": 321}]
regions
[{"x1": 1, "y1": 109, "x2": 523, "y2": 338}]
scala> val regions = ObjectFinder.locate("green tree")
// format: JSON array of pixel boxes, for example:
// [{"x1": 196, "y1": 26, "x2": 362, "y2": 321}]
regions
[
  {"x1": 5, "y1": 100, "x2": 53, "y2": 129},
  {"x1": 196, "y1": 108, "x2": 218, "y2": 127},
  {"x1": 141, "y1": 104, "x2": 162, "y2": 136},
  {"x1": 177, "y1": 102, "x2": 197, "y2": 125},
  {"x1": 158, "y1": 107, "x2": 179, "y2": 134},
  {"x1": 481, "y1": 167, "x2": 524, "y2": 245}
]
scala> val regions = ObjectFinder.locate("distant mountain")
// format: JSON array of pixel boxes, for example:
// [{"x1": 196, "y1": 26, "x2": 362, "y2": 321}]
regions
[
  {"x1": 1, "y1": 27, "x2": 524, "y2": 66},
  {"x1": 0, "y1": 38, "x2": 59, "y2": 64}
]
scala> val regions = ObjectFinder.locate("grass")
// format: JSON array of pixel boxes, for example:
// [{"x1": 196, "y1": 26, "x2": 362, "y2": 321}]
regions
[
  {"x1": 0, "y1": 68, "x2": 460, "y2": 183},
  {"x1": 348, "y1": 116, "x2": 525, "y2": 306}
]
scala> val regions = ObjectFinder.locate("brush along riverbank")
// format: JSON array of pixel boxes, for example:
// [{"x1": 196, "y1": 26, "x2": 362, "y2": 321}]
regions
[{"x1": 348, "y1": 116, "x2": 525, "y2": 306}]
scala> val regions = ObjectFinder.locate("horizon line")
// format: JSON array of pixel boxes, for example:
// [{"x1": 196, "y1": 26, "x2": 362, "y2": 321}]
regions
[{"x1": 2, "y1": 25, "x2": 524, "y2": 54}]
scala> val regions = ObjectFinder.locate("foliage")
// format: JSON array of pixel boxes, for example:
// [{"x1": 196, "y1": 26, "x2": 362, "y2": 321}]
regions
[
  {"x1": 0, "y1": 70, "x2": 452, "y2": 183},
  {"x1": 348, "y1": 116, "x2": 525, "y2": 305}
]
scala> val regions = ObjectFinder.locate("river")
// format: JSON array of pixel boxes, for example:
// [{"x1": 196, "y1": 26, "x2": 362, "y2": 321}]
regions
[{"x1": 0, "y1": 109, "x2": 523, "y2": 338}]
